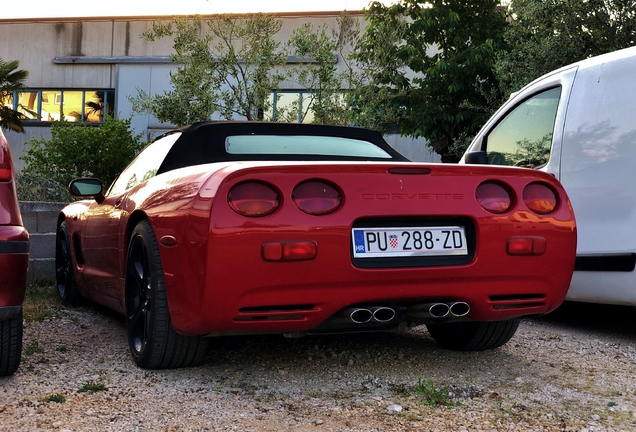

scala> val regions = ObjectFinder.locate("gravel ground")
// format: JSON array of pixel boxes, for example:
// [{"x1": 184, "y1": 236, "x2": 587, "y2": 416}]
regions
[{"x1": 1, "y1": 300, "x2": 635, "y2": 431}]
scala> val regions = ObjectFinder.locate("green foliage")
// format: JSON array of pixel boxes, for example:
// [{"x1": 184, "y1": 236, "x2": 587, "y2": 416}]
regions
[
  {"x1": 350, "y1": 10, "x2": 411, "y2": 133},
  {"x1": 130, "y1": 14, "x2": 287, "y2": 125},
  {"x1": 23, "y1": 339, "x2": 44, "y2": 357},
  {"x1": 45, "y1": 393, "x2": 66, "y2": 403},
  {"x1": 0, "y1": 58, "x2": 30, "y2": 133},
  {"x1": 414, "y1": 377, "x2": 454, "y2": 408},
  {"x1": 78, "y1": 380, "x2": 107, "y2": 393},
  {"x1": 21, "y1": 117, "x2": 144, "y2": 191},
  {"x1": 56, "y1": 344, "x2": 69, "y2": 353},
  {"x1": 354, "y1": 0, "x2": 507, "y2": 161},
  {"x1": 285, "y1": 12, "x2": 361, "y2": 125},
  {"x1": 498, "y1": 0, "x2": 636, "y2": 97}
]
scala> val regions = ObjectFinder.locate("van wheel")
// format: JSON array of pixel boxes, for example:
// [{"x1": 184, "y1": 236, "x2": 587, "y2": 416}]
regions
[
  {"x1": 125, "y1": 220, "x2": 209, "y2": 369},
  {"x1": 426, "y1": 319, "x2": 520, "y2": 351},
  {"x1": 0, "y1": 309, "x2": 22, "y2": 376},
  {"x1": 55, "y1": 221, "x2": 84, "y2": 306}
]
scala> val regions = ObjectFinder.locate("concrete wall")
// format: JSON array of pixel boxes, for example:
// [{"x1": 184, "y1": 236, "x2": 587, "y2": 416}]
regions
[{"x1": 19, "y1": 201, "x2": 65, "y2": 281}]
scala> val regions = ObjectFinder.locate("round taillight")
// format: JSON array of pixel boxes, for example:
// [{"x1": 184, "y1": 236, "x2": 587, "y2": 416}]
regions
[
  {"x1": 523, "y1": 182, "x2": 557, "y2": 214},
  {"x1": 292, "y1": 180, "x2": 342, "y2": 215},
  {"x1": 228, "y1": 182, "x2": 280, "y2": 217},
  {"x1": 476, "y1": 181, "x2": 512, "y2": 214}
]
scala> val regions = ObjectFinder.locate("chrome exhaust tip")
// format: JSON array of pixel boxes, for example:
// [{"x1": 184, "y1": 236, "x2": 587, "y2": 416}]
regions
[
  {"x1": 429, "y1": 303, "x2": 451, "y2": 318},
  {"x1": 449, "y1": 302, "x2": 470, "y2": 317},
  {"x1": 370, "y1": 306, "x2": 396, "y2": 323},
  {"x1": 349, "y1": 308, "x2": 373, "y2": 324}
]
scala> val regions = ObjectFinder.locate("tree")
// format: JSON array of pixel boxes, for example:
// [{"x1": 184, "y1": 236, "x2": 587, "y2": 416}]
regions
[
  {"x1": 350, "y1": 10, "x2": 412, "y2": 133},
  {"x1": 129, "y1": 14, "x2": 287, "y2": 126},
  {"x1": 354, "y1": 0, "x2": 507, "y2": 161},
  {"x1": 497, "y1": 0, "x2": 636, "y2": 97},
  {"x1": 0, "y1": 59, "x2": 31, "y2": 133},
  {"x1": 284, "y1": 12, "x2": 361, "y2": 125}
]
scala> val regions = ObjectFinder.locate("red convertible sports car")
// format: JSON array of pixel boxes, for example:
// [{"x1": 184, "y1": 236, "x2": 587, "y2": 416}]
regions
[{"x1": 56, "y1": 121, "x2": 576, "y2": 369}]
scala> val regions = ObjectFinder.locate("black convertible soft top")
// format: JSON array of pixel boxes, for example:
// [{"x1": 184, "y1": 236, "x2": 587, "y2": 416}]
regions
[{"x1": 157, "y1": 121, "x2": 408, "y2": 175}]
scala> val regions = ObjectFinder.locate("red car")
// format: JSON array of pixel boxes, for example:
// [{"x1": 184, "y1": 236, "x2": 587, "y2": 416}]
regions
[
  {"x1": 56, "y1": 121, "x2": 576, "y2": 369},
  {"x1": 0, "y1": 128, "x2": 29, "y2": 377}
]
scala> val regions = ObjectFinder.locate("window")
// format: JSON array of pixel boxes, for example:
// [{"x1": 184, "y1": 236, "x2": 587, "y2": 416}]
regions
[
  {"x1": 267, "y1": 91, "x2": 315, "y2": 123},
  {"x1": 108, "y1": 132, "x2": 181, "y2": 196},
  {"x1": 0, "y1": 89, "x2": 115, "y2": 124},
  {"x1": 485, "y1": 87, "x2": 561, "y2": 169},
  {"x1": 225, "y1": 135, "x2": 392, "y2": 159}
]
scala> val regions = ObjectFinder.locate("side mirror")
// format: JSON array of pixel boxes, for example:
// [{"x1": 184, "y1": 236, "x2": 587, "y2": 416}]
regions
[
  {"x1": 464, "y1": 151, "x2": 488, "y2": 165},
  {"x1": 69, "y1": 178, "x2": 105, "y2": 204}
]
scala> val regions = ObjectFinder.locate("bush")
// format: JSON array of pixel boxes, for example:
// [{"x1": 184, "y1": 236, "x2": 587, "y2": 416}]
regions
[
  {"x1": 15, "y1": 173, "x2": 72, "y2": 202},
  {"x1": 20, "y1": 117, "x2": 145, "y2": 195}
]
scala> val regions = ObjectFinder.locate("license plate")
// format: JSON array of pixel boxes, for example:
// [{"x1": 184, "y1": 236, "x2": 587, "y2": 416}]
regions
[{"x1": 352, "y1": 226, "x2": 468, "y2": 258}]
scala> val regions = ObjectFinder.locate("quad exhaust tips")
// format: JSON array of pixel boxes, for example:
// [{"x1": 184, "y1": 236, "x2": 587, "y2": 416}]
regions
[
  {"x1": 314, "y1": 301, "x2": 471, "y2": 334},
  {"x1": 341, "y1": 302, "x2": 469, "y2": 325}
]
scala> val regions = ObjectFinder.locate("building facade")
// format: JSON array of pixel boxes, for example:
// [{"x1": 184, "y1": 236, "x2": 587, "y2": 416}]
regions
[{"x1": 0, "y1": 12, "x2": 439, "y2": 171}]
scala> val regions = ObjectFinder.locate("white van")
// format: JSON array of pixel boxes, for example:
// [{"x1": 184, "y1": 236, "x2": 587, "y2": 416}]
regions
[{"x1": 461, "y1": 46, "x2": 636, "y2": 306}]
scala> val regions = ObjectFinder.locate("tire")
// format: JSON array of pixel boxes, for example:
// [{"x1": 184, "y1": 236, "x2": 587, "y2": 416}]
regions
[
  {"x1": 426, "y1": 319, "x2": 520, "y2": 351},
  {"x1": 125, "y1": 220, "x2": 209, "y2": 369},
  {"x1": 55, "y1": 221, "x2": 84, "y2": 306},
  {"x1": 0, "y1": 309, "x2": 23, "y2": 376}
]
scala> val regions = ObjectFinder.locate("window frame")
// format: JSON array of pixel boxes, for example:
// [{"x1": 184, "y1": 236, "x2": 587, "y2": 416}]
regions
[{"x1": 4, "y1": 88, "x2": 116, "y2": 125}]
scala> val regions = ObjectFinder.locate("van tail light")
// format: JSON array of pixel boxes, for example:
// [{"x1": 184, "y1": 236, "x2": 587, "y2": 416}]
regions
[
  {"x1": 476, "y1": 181, "x2": 512, "y2": 214},
  {"x1": 523, "y1": 183, "x2": 558, "y2": 214},
  {"x1": 0, "y1": 142, "x2": 13, "y2": 182},
  {"x1": 292, "y1": 180, "x2": 342, "y2": 215},
  {"x1": 228, "y1": 181, "x2": 280, "y2": 217}
]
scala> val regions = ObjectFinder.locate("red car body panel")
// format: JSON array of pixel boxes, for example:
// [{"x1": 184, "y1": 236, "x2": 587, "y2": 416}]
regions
[
  {"x1": 0, "y1": 129, "x2": 29, "y2": 313},
  {"x1": 60, "y1": 122, "x2": 576, "y2": 338}
]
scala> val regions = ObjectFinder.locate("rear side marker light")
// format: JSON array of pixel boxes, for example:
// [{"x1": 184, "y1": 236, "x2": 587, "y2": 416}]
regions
[
  {"x1": 507, "y1": 237, "x2": 547, "y2": 255},
  {"x1": 262, "y1": 240, "x2": 317, "y2": 261},
  {"x1": 523, "y1": 182, "x2": 558, "y2": 214},
  {"x1": 228, "y1": 181, "x2": 280, "y2": 217},
  {"x1": 476, "y1": 181, "x2": 512, "y2": 213},
  {"x1": 0, "y1": 143, "x2": 13, "y2": 182},
  {"x1": 292, "y1": 180, "x2": 342, "y2": 215}
]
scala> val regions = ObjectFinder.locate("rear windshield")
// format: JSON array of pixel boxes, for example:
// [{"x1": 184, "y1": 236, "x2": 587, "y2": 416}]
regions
[{"x1": 224, "y1": 135, "x2": 393, "y2": 159}]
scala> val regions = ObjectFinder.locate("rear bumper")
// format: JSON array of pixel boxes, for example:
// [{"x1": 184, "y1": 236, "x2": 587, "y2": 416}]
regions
[
  {"x1": 0, "y1": 226, "x2": 29, "y2": 308},
  {"x1": 165, "y1": 229, "x2": 575, "y2": 335}
]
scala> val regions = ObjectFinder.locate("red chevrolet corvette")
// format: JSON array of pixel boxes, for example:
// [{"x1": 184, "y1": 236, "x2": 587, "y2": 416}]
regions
[{"x1": 56, "y1": 121, "x2": 576, "y2": 369}]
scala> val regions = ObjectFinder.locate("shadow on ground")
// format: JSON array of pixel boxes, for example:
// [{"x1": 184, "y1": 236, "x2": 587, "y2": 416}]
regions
[{"x1": 534, "y1": 300, "x2": 636, "y2": 340}]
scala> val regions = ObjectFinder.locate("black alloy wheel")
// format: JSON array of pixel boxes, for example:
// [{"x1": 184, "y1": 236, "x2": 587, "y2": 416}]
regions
[{"x1": 125, "y1": 220, "x2": 209, "y2": 369}]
